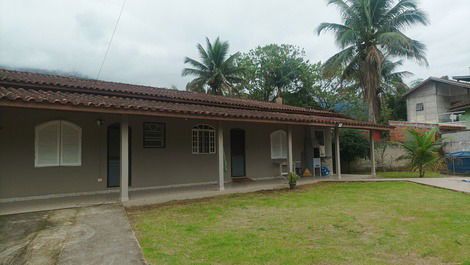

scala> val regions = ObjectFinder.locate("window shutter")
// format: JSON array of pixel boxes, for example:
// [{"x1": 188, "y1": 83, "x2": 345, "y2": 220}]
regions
[
  {"x1": 271, "y1": 130, "x2": 287, "y2": 159},
  {"x1": 60, "y1": 121, "x2": 82, "y2": 166},
  {"x1": 35, "y1": 121, "x2": 60, "y2": 167}
]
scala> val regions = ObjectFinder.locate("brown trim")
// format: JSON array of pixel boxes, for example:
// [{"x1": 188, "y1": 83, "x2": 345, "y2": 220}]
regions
[{"x1": 0, "y1": 101, "x2": 392, "y2": 131}]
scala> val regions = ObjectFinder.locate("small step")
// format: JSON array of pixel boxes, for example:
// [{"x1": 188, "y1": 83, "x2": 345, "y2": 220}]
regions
[{"x1": 231, "y1": 177, "x2": 255, "y2": 183}]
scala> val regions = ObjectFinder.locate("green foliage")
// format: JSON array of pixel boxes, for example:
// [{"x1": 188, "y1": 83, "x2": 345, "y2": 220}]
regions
[
  {"x1": 182, "y1": 37, "x2": 244, "y2": 95},
  {"x1": 397, "y1": 127, "x2": 445, "y2": 178},
  {"x1": 318, "y1": 0, "x2": 428, "y2": 122},
  {"x1": 340, "y1": 129, "x2": 370, "y2": 168},
  {"x1": 288, "y1": 172, "x2": 300, "y2": 184},
  {"x1": 237, "y1": 44, "x2": 319, "y2": 106}
]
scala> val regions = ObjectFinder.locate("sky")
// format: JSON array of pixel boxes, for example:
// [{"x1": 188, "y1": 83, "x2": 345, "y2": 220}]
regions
[{"x1": 0, "y1": 0, "x2": 469, "y2": 89}]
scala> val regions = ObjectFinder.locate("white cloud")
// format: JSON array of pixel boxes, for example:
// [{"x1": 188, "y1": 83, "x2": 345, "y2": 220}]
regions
[{"x1": 0, "y1": 0, "x2": 469, "y2": 89}]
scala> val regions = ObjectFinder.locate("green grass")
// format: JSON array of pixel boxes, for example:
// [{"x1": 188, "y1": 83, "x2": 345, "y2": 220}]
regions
[
  {"x1": 376, "y1": 171, "x2": 446, "y2": 178},
  {"x1": 128, "y1": 182, "x2": 470, "y2": 265}
]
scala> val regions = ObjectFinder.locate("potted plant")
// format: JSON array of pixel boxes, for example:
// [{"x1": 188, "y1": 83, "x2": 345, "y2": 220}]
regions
[{"x1": 288, "y1": 172, "x2": 300, "y2": 190}]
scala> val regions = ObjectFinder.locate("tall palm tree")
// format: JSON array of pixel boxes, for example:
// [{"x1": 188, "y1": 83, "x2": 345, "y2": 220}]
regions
[
  {"x1": 317, "y1": 0, "x2": 429, "y2": 122},
  {"x1": 182, "y1": 37, "x2": 243, "y2": 95}
]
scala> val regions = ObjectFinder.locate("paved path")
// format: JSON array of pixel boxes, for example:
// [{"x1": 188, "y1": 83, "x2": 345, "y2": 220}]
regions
[
  {"x1": 404, "y1": 177, "x2": 470, "y2": 193},
  {"x1": 0, "y1": 204, "x2": 145, "y2": 265},
  {"x1": 328, "y1": 177, "x2": 470, "y2": 194}
]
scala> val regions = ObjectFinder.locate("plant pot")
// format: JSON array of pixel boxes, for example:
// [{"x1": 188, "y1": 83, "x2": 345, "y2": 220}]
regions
[{"x1": 289, "y1": 183, "x2": 296, "y2": 190}]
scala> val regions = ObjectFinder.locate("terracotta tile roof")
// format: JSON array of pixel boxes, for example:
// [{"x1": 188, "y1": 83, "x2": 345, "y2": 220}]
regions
[
  {"x1": 0, "y1": 69, "x2": 338, "y2": 117},
  {"x1": 0, "y1": 69, "x2": 391, "y2": 130}
]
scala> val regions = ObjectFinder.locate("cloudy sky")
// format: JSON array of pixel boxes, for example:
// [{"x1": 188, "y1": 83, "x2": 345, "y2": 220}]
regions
[{"x1": 1, "y1": 0, "x2": 469, "y2": 89}]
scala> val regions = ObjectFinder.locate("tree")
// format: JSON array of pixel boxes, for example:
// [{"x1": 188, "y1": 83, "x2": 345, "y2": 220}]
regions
[
  {"x1": 397, "y1": 127, "x2": 444, "y2": 178},
  {"x1": 237, "y1": 44, "x2": 316, "y2": 105},
  {"x1": 339, "y1": 129, "x2": 370, "y2": 171},
  {"x1": 380, "y1": 58, "x2": 412, "y2": 122},
  {"x1": 317, "y1": 0, "x2": 429, "y2": 123},
  {"x1": 182, "y1": 37, "x2": 244, "y2": 95}
]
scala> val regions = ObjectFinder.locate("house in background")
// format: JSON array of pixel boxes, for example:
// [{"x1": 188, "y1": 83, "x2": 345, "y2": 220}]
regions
[
  {"x1": 391, "y1": 74, "x2": 470, "y2": 155},
  {"x1": 0, "y1": 69, "x2": 389, "y2": 205},
  {"x1": 403, "y1": 76, "x2": 470, "y2": 127}
]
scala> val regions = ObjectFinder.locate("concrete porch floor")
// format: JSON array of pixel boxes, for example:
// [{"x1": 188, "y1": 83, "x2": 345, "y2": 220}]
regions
[
  {"x1": 0, "y1": 175, "x2": 368, "y2": 216},
  {"x1": 4, "y1": 174, "x2": 467, "y2": 216}
]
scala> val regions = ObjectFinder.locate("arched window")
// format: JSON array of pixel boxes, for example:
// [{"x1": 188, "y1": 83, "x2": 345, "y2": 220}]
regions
[
  {"x1": 192, "y1": 125, "x2": 215, "y2": 154},
  {"x1": 35, "y1": 120, "x2": 82, "y2": 167},
  {"x1": 270, "y1": 130, "x2": 287, "y2": 159}
]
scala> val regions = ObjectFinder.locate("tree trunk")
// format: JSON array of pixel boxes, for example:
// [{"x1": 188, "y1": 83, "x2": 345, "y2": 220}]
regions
[{"x1": 359, "y1": 48, "x2": 383, "y2": 123}]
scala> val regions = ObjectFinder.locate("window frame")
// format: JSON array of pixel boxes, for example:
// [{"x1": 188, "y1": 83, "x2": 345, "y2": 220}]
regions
[
  {"x1": 35, "y1": 120, "x2": 82, "y2": 168},
  {"x1": 192, "y1": 125, "x2": 216, "y2": 155},
  {"x1": 143, "y1": 122, "x2": 166, "y2": 148},
  {"x1": 270, "y1": 130, "x2": 288, "y2": 160},
  {"x1": 416, "y1": 103, "x2": 424, "y2": 112}
]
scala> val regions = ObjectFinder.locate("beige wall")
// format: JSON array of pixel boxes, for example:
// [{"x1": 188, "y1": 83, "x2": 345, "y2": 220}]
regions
[{"x1": 0, "y1": 107, "x2": 305, "y2": 199}]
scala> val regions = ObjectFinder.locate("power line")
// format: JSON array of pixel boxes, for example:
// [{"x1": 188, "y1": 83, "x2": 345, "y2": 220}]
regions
[{"x1": 96, "y1": 0, "x2": 127, "y2": 81}]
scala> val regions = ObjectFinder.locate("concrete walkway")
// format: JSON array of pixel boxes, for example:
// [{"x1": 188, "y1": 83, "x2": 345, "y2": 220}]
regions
[
  {"x1": 0, "y1": 204, "x2": 146, "y2": 265},
  {"x1": 326, "y1": 177, "x2": 470, "y2": 194}
]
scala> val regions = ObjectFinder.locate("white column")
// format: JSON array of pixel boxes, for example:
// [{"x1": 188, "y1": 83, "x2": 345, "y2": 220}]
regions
[
  {"x1": 335, "y1": 127, "x2": 342, "y2": 179},
  {"x1": 287, "y1": 126, "x2": 293, "y2": 173},
  {"x1": 370, "y1": 130, "x2": 376, "y2": 177},
  {"x1": 120, "y1": 115, "x2": 129, "y2": 202},
  {"x1": 218, "y1": 122, "x2": 224, "y2": 191}
]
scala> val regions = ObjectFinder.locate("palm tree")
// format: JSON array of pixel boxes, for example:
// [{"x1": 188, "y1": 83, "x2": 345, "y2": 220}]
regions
[
  {"x1": 398, "y1": 127, "x2": 445, "y2": 178},
  {"x1": 317, "y1": 0, "x2": 429, "y2": 122},
  {"x1": 182, "y1": 37, "x2": 244, "y2": 95}
]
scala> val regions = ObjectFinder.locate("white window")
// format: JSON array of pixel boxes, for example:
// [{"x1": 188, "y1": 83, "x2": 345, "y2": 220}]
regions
[
  {"x1": 270, "y1": 130, "x2": 287, "y2": 159},
  {"x1": 192, "y1": 125, "x2": 215, "y2": 154},
  {"x1": 35, "y1": 120, "x2": 82, "y2": 167}
]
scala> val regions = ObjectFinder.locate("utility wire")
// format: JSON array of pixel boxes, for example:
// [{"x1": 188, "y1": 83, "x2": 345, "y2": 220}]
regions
[{"x1": 95, "y1": 0, "x2": 127, "y2": 81}]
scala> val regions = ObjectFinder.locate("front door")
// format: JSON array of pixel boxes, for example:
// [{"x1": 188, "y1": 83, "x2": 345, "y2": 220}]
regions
[
  {"x1": 231, "y1": 129, "x2": 246, "y2": 178},
  {"x1": 107, "y1": 124, "x2": 132, "y2": 188}
]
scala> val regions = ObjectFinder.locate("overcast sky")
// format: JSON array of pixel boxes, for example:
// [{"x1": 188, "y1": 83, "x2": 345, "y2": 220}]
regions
[{"x1": 1, "y1": 0, "x2": 469, "y2": 89}]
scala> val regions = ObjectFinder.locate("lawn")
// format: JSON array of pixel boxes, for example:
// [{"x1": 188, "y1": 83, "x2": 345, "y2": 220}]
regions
[
  {"x1": 377, "y1": 171, "x2": 446, "y2": 178},
  {"x1": 127, "y1": 182, "x2": 470, "y2": 265}
]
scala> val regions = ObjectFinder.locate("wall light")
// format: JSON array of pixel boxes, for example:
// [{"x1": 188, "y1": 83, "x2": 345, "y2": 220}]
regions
[{"x1": 96, "y1": 119, "x2": 104, "y2": 126}]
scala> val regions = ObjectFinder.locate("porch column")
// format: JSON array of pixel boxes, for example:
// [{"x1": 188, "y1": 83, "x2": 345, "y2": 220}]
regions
[
  {"x1": 287, "y1": 125, "x2": 293, "y2": 172},
  {"x1": 370, "y1": 130, "x2": 376, "y2": 177},
  {"x1": 120, "y1": 115, "x2": 129, "y2": 202},
  {"x1": 335, "y1": 127, "x2": 342, "y2": 179},
  {"x1": 217, "y1": 121, "x2": 224, "y2": 191}
]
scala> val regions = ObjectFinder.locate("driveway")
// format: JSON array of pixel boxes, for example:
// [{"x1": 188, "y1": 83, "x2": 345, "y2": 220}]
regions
[
  {"x1": 0, "y1": 204, "x2": 145, "y2": 265},
  {"x1": 408, "y1": 177, "x2": 470, "y2": 193}
]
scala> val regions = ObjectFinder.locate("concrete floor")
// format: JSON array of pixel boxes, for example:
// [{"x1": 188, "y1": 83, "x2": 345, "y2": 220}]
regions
[
  {"x1": 1, "y1": 175, "x2": 468, "y2": 216},
  {"x1": 0, "y1": 204, "x2": 145, "y2": 265},
  {"x1": 1, "y1": 176, "x2": 372, "y2": 215}
]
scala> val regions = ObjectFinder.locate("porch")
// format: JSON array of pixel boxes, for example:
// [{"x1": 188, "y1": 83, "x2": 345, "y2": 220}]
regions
[{"x1": 0, "y1": 175, "x2": 371, "y2": 215}]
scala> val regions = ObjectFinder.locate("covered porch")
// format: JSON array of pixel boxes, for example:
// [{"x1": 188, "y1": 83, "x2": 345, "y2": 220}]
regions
[{"x1": 0, "y1": 174, "x2": 373, "y2": 215}]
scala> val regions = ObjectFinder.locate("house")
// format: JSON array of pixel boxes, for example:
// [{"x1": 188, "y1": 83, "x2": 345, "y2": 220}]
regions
[
  {"x1": 403, "y1": 76, "x2": 470, "y2": 127},
  {"x1": 0, "y1": 69, "x2": 389, "y2": 203}
]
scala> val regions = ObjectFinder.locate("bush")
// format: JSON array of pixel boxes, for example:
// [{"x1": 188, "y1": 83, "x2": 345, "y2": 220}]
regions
[{"x1": 339, "y1": 129, "x2": 370, "y2": 171}]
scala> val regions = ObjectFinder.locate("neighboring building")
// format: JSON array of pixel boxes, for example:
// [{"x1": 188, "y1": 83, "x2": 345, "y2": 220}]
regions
[
  {"x1": 403, "y1": 77, "x2": 470, "y2": 126},
  {"x1": 0, "y1": 69, "x2": 389, "y2": 203}
]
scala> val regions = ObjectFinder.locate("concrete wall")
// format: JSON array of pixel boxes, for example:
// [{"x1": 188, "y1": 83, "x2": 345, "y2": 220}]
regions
[
  {"x1": 0, "y1": 107, "x2": 305, "y2": 199},
  {"x1": 353, "y1": 144, "x2": 409, "y2": 173},
  {"x1": 407, "y1": 82, "x2": 438, "y2": 123},
  {"x1": 442, "y1": 131, "x2": 470, "y2": 154}
]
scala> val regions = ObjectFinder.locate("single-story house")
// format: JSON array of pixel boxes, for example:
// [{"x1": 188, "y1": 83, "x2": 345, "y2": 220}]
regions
[{"x1": 0, "y1": 69, "x2": 390, "y2": 203}]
